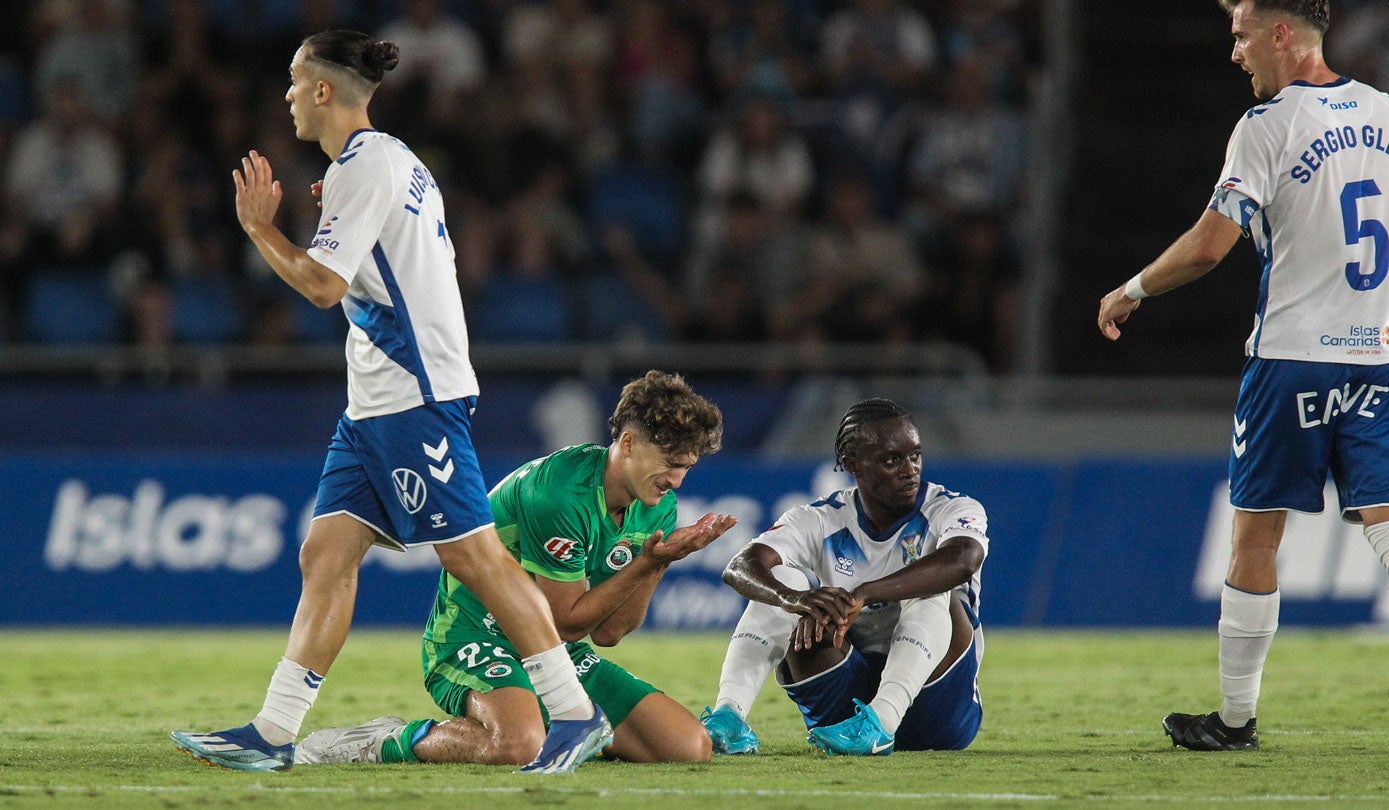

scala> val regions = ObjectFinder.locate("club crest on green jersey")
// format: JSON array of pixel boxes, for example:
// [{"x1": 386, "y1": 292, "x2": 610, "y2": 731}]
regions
[{"x1": 606, "y1": 539, "x2": 634, "y2": 570}]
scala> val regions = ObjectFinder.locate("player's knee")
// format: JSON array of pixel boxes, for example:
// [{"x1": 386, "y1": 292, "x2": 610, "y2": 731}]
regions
[
  {"x1": 651, "y1": 721, "x2": 712, "y2": 763},
  {"x1": 770, "y1": 564, "x2": 810, "y2": 590},
  {"x1": 681, "y1": 725, "x2": 713, "y2": 762},
  {"x1": 297, "y1": 534, "x2": 357, "y2": 583},
  {"x1": 487, "y1": 724, "x2": 546, "y2": 766}
]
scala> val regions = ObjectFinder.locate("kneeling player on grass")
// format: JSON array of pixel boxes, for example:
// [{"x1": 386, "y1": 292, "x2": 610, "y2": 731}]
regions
[
  {"x1": 700, "y1": 398, "x2": 987, "y2": 756},
  {"x1": 295, "y1": 371, "x2": 736, "y2": 766}
]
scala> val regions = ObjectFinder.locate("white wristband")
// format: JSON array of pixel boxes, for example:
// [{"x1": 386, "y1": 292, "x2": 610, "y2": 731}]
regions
[{"x1": 1124, "y1": 273, "x2": 1150, "y2": 301}]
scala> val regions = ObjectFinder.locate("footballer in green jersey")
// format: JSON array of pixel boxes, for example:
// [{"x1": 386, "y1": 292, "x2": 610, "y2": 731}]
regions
[
  {"x1": 424, "y1": 442, "x2": 679, "y2": 651},
  {"x1": 295, "y1": 371, "x2": 737, "y2": 767}
]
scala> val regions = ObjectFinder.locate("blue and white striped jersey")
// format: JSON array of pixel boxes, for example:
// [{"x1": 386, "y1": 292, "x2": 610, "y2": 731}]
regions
[
  {"x1": 752, "y1": 481, "x2": 988, "y2": 652},
  {"x1": 308, "y1": 129, "x2": 478, "y2": 419},
  {"x1": 1210, "y1": 77, "x2": 1389, "y2": 363}
]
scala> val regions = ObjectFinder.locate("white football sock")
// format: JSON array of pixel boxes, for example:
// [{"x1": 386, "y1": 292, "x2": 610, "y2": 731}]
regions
[
  {"x1": 523, "y1": 645, "x2": 594, "y2": 722},
  {"x1": 869, "y1": 593, "x2": 953, "y2": 735},
  {"x1": 1217, "y1": 584, "x2": 1279, "y2": 728},
  {"x1": 253, "y1": 657, "x2": 323, "y2": 745},
  {"x1": 1364, "y1": 521, "x2": 1389, "y2": 570},
  {"x1": 714, "y1": 565, "x2": 806, "y2": 718}
]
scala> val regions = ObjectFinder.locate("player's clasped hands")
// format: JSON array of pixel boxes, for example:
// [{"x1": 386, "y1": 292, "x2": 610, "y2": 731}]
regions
[
  {"x1": 782, "y1": 584, "x2": 857, "y2": 622},
  {"x1": 790, "y1": 593, "x2": 865, "y2": 651},
  {"x1": 644, "y1": 512, "x2": 738, "y2": 565}
]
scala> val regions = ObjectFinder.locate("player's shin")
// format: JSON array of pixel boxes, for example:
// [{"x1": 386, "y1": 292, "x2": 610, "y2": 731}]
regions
[
  {"x1": 1364, "y1": 521, "x2": 1389, "y2": 570},
  {"x1": 715, "y1": 565, "x2": 804, "y2": 716},
  {"x1": 871, "y1": 593, "x2": 953, "y2": 735},
  {"x1": 1217, "y1": 584, "x2": 1279, "y2": 728},
  {"x1": 523, "y1": 646, "x2": 594, "y2": 722}
]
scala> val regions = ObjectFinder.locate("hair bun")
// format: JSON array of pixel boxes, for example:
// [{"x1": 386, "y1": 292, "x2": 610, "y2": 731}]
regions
[{"x1": 371, "y1": 40, "x2": 400, "y2": 74}]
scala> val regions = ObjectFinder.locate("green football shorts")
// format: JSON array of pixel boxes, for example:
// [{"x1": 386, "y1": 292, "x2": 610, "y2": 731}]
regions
[{"x1": 423, "y1": 634, "x2": 657, "y2": 727}]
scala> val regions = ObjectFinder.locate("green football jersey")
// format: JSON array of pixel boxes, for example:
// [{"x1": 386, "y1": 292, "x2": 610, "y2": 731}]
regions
[{"x1": 423, "y1": 443, "x2": 678, "y2": 646}]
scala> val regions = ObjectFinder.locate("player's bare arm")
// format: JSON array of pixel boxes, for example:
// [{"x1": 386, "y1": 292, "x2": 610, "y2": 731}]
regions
[
  {"x1": 1098, "y1": 208, "x2": 1243, "y2": 340},
  {"x1": 233, "y1": 149, "x2": 347, "y2": 308},
  {"x1": 723, "y1": 542, "x2": 858, "y2": 625},
  {"x1": 536, "y1": 512, "x2": 737, "y2": 645},
  {"x1": 796, "y1": 535, "x2": 982, "y2": 651},
  {"x1": 849, "y1": 535, "x2": 985, "y2": 605},
  {"x1": 587, "y1": 512, "x2": 736, "y2": 644},
  {"x1": 643, "y1": 513, "x2": 739, "y2": 565}
]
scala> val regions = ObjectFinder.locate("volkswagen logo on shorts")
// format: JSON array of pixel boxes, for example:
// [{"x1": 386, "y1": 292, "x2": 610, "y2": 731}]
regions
[{"x1": 392, "y1": 467, "x2": 428, "y2": 514}]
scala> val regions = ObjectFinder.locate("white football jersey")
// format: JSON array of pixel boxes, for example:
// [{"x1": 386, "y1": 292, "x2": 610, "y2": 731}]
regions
[
  {"x1": 1211, "y1": 78, "x2": 1389, "y2": 363},
  {"x1": 752, "y1": 481, "x2": 988, "y2": 653},
  {"x1": 307, "y1": 129, "x2": 478, "y2": 419}
]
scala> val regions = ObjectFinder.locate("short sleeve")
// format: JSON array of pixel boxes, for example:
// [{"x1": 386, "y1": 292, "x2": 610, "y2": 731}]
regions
[
  {"x1": 307, "y1": 146, "x2": 395, "y2": 284},
  {"x1": 1209, "y1": 108, "x2": 1280, "y2": 225},
  {"x1": 931, "y1": 495, "x2": 990, "y2": 559},
  {"x1": 514, "y1": 483, "x2": 592, "y2": 583},
  {"x1": 744, "y1": 504, "x2": 823, "y2": 574}
]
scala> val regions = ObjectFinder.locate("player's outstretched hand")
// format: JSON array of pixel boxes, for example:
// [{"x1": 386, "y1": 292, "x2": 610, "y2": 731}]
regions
[
  {"x1": 232, "y1": 150, "x2": 283, "y2": 234},
  {"x1": 644, "y1": 512, "x2": 738, "y2": 565},
  {"x1": 1097, "y1": 284, "x2": 1140, "y2": 341},
  {"x1": 310, "y1": 180, "x2": 323, "y2": 208}
]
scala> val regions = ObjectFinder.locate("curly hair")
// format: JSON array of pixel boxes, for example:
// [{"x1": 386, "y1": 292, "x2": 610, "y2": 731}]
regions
[
  {"x1": 608, "y1": 370, "x2": 723, "y2": 458},
  {"x1": 1218, "y1": 0, "x2": 1329, "y2": 34},
  {"x1": 833, "y1": 398, "x2": 912, "y2": 471}
]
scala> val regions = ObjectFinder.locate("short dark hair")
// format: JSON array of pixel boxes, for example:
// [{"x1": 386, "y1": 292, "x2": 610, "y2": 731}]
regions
[
  {"x1": 608, "y1": 370, "x2": 723, "y2": 458},
  {"x1": 1218, "y1": 0, "x2": 1330, "y2": 34},
  {"x1": 301, "y1": 30, "x2": 400, "y2": 86},
  {"x1": 833, "y1": 398, "x2": 911, "y2": 471}
]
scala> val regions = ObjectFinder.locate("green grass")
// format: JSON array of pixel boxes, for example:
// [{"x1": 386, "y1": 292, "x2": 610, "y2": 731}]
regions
[{"x1": 3, "y1": 628, "x2": 1389, "y2": 808}]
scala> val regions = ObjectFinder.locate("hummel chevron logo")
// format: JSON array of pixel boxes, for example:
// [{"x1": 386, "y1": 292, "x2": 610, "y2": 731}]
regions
[
  {"x1": 423, "y1": 437, "x2": 453, "y2": 482},
  {"x1": 1232, "y1": 416, "x2": 1248, "y2": 458}
]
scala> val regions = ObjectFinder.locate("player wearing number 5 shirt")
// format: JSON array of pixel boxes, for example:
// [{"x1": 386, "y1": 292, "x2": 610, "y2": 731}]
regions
[{"x1": 1097, "y1": 1, "x2": 1389, "y2": 752}]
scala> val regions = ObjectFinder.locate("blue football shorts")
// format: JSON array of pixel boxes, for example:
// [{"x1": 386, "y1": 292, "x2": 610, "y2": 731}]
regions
[
  {"x1": 777, "y1": 637, "x2": 983, "y2": 751},
  {"x1": 1231, "y1": 358, "x2": 1389, "y2": 521},
  {"x1": 313, "y1": 396, "x2": 494, "y2": 549}
]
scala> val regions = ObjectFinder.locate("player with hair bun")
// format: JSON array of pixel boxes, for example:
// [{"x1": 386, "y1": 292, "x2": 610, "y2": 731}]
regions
[{"x1": 171, "y1": 30, "x2": 608, "y2": 774}]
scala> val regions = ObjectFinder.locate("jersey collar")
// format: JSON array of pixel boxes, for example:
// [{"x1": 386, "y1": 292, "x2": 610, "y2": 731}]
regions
[
  {"x1": 339, "y1": 128, "x2": 377, "y2": 156},
  {"x1": 1288, "y1": 76, "x2": 1349, "y2": 89},
  {"x1": 853, "y1": 483, "x2": 927, "y2": 542}
]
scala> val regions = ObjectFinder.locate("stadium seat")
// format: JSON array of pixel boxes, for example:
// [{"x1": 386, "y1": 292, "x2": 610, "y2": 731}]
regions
[
  {"x1": 579, "y1": 274, "x2": 672, "y2": 342},
  {"x1": 171, "y1": 278, "x2": 241, "y2": 344},
  {"x1": 22, "y1": 269, "x2": 121, "y2": 344},
  {"x1": 586, "y1": 164, "x2": 684, "y2": 263},
  {"x1": 469, "y1": 275, "x2": 574, "y2": 343}
]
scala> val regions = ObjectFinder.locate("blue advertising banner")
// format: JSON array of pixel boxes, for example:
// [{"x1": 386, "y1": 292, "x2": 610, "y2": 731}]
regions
[{"x1": 1, "y1": 453, "x2": 1383, "y2": 628}]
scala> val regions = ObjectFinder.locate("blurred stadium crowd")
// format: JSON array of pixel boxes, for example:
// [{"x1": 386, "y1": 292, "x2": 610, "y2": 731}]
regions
[
  {"x1": 0, "y1": 0, "x2": 1048, "y2": 374},
  {"x1": 3, "y1": 1, "x2": 1386, "y2": 377}
]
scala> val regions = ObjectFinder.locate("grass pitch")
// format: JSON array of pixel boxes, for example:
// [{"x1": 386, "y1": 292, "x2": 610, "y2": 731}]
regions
[{"x1": 3, "y1": 628, "x2": 1389, "y2": 808}]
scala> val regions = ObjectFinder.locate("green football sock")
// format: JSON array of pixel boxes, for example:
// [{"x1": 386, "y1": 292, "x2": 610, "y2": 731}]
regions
[{"x1": 380, "y1": 719, "x2": 433, "y2": 763}]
